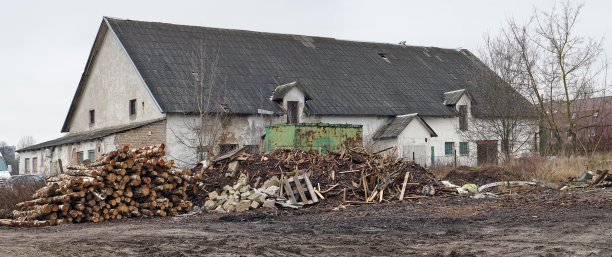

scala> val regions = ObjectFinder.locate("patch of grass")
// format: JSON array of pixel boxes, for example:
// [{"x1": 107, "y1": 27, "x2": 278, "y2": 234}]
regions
[
  {"x1": 0, "y1": 182, "x2": 41, "y2": 219},
  {"x1": 505, "y1": 152, "x2": 612, "y2": 183},
  {"x1": 470, "y1": 167, "x2": 478, "y2": 171}
]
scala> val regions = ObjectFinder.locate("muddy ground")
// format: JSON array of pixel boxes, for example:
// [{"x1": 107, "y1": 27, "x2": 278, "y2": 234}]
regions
[{"x1": 1, "y1": 188, "x2": 611, "y2": 257}]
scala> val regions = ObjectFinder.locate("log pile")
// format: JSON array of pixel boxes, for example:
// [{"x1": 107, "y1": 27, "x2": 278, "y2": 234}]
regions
[{"x1": 1, "y1": 144, "x2": 201, "y2": 227}]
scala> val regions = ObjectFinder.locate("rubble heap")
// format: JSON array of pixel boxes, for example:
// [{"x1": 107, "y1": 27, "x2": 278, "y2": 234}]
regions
[
  {"x1": 201, "y1": 147, "x2": 441, "y2": 207},
  {"x1": 202, "y1": 173, "x2": 277, "y2": 213},
  {"x1": 0, "y1": 144, "x2": 201, "y2": 227}
]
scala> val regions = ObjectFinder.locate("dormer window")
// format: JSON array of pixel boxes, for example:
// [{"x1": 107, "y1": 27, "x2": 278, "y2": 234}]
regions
[{"x1": 594, "y1": 111, "x2": 599, "y2": 118}]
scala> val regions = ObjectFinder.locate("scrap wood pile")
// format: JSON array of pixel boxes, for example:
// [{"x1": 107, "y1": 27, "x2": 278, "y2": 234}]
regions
[
  {"x1": 0, "y1": 144, "x2": 201, "y2": 227},
  {"x1": 201, "y1": 147, "x2": 443, "y2": 208}
]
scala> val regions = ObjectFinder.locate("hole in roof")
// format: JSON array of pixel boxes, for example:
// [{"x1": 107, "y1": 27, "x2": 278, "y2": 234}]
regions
[{"x1": 378, "y1": 53, "x2": 391, "y2": 63}]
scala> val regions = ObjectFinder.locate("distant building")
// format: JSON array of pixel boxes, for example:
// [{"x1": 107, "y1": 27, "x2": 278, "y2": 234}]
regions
[{"x1": 17, "y1": 17, "x2": 536, "y2": 176}]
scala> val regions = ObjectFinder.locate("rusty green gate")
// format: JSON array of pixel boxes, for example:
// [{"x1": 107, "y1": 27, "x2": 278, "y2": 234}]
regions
[{"x1": 264, "y1": 123, "x2": 363, "y2": 153}]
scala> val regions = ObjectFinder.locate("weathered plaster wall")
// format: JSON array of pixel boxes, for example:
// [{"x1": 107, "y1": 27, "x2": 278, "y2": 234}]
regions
[{"x1": 67, "y1": 28, "x2": 164, "y2": 133}]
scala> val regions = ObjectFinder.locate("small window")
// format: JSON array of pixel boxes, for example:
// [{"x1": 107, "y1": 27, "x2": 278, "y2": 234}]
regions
[
  {"x1": 459, "y1": 142, "x2": 469, "y2": 155},
  {"x1": 444, "y1": 142, "x2": 454, "y2": 156},
  {"x1": 88, "y1": 150, "x2": 95, "y2": 161},
  {"x1": 590, "y1": 128, "x2": 596, "y2": 137},
  {"x1": 25, "y1": 158, "x2": 30, "y2": 173},
  {"x1": 458, "y1": 105, "x2": 468, "y2": 131},
  {"x1": 77, "y1": 151, "x2": 84, "y2": 165},
  {"x1": 593, "y1": 111, "x2": 599, "y2": 118},
  {"x1": 500, "y1": 141, "x2": 505, "y2": 152},
  {"x1": 89, "y1": 110, "x2": 95, "y2": 124},
  {"x1": 32, "y1": 157, "x2": 38, "y2": 172},
  {"x1": 129, "y1": 99, "x2": 137, "y2": 116},
  {"x1": 571, "y1": 112, "x2": 577, "y2": 120}
]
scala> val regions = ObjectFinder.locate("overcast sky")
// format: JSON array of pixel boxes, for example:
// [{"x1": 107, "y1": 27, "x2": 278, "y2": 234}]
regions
[{"x1": 0, "y1": 0, "x2": 610, "y2": 146}]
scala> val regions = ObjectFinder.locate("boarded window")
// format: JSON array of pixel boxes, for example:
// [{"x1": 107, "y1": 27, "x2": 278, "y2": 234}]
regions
[
  {"x1": 287, "y1": 101, "x2": 298, "y2": 123},
  {"x1": 129, "y1": 99, "x2": 137, "y2": 116},
  {"x1": 25, "y1": 158, "x2": 30, "y2": 173},
  {"x1": 459, "y1": 142, "x2": 469, "y2": 155},
  {"x1": 444, "y1": 142, "x2": 454, "y2": 156},
  {"x1": 89, "y1": 110, "x2": 95, "y2": 124},
  {"x1": 458, "y1": 105, "x2": 468, "y2": 131},
  {"x1": 77, "y1": 151, "x2": 84, "y2": 165},
  {"x1": 88, "y1": 150, "x2": 95, "y2": 161},
  {"x1": 32, "y1": 158, "x2": 38, "y2": 172}
]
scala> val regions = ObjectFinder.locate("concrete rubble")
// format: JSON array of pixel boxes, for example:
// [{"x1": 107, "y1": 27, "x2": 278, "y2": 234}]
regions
[{"x1": 203, "y1": 174, "x2": 279, "y2": 213}]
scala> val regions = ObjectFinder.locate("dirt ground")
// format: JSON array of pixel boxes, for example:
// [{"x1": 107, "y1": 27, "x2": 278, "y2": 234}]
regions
[{"x1": 1, "y1": 188, "x2": 611, "y2": 257}]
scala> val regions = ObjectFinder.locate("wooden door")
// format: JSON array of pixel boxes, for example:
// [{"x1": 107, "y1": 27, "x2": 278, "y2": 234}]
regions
[
  {"x1": 287, "y1": 101, "x2": 298, "y2": 123},
  {"x1": 477, "y1": 140, "x2": 498, "y2": 166}
]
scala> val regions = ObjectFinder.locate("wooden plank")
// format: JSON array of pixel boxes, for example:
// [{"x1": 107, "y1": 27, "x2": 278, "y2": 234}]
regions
[
  {"x1": 399, "y1": 172, "x2": 410, "y2": 201},
  {"x1": 293, "y1": 176, "x2": 309, "y2": 204},
  {"x1": 283, "y1": 178, "x2": 297, "y2": 204},
  {"x1": 302, "y1": 174, "x2": 319, "y2": 203}
]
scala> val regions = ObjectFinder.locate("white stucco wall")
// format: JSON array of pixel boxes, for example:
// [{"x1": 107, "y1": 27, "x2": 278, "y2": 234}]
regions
[
  {"x1": 166, "y1": 113, "x2": 285, "y2": 167},
  {"x1": 67, "y1": 28, "x2": 164, "y2": 133}
]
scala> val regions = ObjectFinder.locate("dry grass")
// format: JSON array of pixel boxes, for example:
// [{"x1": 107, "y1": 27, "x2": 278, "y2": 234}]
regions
[
  {"x1": 0, "y1": 182, "x2": 42, "y2": 219},
  {"x1": 430, "y1": 152, "x2": 612, "y2": 184},
  {"x1": 503, "y1": 152, "x2": 612, "y2": 183}
]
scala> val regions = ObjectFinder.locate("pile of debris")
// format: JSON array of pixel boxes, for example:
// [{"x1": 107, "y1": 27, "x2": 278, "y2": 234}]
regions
[
  {"x1": 0, "y1": 144, "x2": 200, "y2": 227},
  {"x1": 202, "y1": 173, "x2": 277, "y2": 213},
  {"x1": 199, "y1": 147, "x2": 441, "y2": 208}
]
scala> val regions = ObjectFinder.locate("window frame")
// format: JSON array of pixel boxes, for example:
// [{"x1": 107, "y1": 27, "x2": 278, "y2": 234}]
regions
[
  {"x1": 129, "y1": 99, "x2": 137, "y2": 116},
  {"x1": 444, "y1": 142, "x2": 454, "y2": 156},
  {"x1": 89, "y1": 110, "x2": 95, "y2": 124},
  {"x1": 77, "y1": 151, "x2": 84, "y2": 165},
  {"x1": 32, "y1": 157, "x2": 38, "y2": 172},
  {"x1": 24, "y1": 158, "x2": 30, "y2": 173},
  {"x1": 459, "y1": 142, "x2": 469, "y2": 156},
  {"x1": 88, "y1": 150, "x2": 95, "y2": 162}
]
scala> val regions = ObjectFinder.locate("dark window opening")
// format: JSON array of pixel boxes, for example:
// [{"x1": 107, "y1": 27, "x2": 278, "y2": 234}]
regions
[
  {"x1": 287, "y1": 101, "x2": 298, "y2": 123},
  {"x1": 219, "y1": 144, "x2": 238, "y2": 156},
  {"x1": 129, "y1": 99, "x2": 137, "y2": 116},
  {"x1": 458, "y1": 105, "x2": 468, "y2": 131},
  {"x1": 89, "y1": 110, "x2": 95, "y2": 124}
]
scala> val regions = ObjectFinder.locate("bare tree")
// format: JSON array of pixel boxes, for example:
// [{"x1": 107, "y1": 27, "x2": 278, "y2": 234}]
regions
[
  {"x1": 460, "y1": 34, "x2": 538, "y2": 162},
  {"x1": 503, "y1": 2, "x2": 609, "y2": 154},
  {"x1": 17, "y1": 136, "x2": 36, "y2": 150},
  {"x1": 170, "y1": 40, "x2": 229, "y2": 166}
]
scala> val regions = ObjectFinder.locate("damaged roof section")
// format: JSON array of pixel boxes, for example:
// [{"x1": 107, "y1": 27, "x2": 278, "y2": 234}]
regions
[
  {"x1": 444, "y1": 89, "x2": 476, "y2": 106},
  {"x1": 270, "y1": 81, "x2": 313, "y2": 102},
  {"x1": 373, "y1": 113, "x2": 437, "y2": 140}
]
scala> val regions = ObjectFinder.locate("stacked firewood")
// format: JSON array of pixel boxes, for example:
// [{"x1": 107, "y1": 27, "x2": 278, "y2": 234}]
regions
[{"x1": 0, "y1": 144, "x2": 201, "y2": 227}]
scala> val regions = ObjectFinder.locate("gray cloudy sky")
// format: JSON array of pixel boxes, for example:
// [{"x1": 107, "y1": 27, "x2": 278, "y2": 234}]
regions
[{"x1": 0, "y1": 0, "x2": 610, "y2": 146}]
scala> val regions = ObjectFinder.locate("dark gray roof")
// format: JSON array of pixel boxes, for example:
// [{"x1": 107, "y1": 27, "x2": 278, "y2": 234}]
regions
[
  {"x1": 373, "y1": 114, "x2": 437, "y2": 140},
  {"x1": 63, "y1": 17, "x2": 531, "y2": 132},
  {"x1": 19, "y1": 119, "x2": 164, "y2": 152}
]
